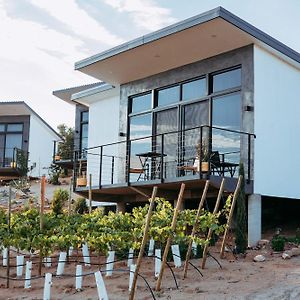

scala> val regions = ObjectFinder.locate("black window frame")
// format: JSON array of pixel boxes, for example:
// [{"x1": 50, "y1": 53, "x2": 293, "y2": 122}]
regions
[
  {"x1": 127, "y1": 64, "x2": 242, "y2": 143},
  {"x1": 79, "y1": 111, "x2": 89, "y2": 155},
  {"x1": 0, "y1": 122, "x2": 24, "y2": 167}
]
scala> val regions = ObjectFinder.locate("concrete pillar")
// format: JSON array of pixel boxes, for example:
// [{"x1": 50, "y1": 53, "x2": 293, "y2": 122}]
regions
[
  {"x1": 248, "y1": 194, "x2": 262, "y2": 247},
  {"x1": 116, "y1": 202, "x2": 126, "y2": 213}
]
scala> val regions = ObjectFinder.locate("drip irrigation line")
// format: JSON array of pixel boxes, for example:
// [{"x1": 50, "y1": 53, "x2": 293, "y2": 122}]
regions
[
  {"x1": 0, "y1": 268, "x2": 156, "y2": 299},
  {"x1": 144, "y1": 252, "x2": 178, "y2": 289},
  {"x1": 207, "y1": 252, "x2": 222, "y2": 269},
  {"x1": 171, "y1": 253, "x2": 203, "y2": 277}
]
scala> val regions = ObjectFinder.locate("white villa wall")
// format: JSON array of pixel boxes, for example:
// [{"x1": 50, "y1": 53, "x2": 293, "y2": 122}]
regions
[
  {"x1": 253, "y1": 46, "x2": 300, "y2": 199},
  {"x1": 87, "y1": 95, "x2": 120, "y2": 186},
  {"x1": 28, "y1": 114, "x2": 59, "y2": 178}
]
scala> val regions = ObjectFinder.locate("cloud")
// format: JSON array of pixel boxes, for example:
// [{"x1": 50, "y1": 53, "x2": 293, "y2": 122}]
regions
[
  {"x1": 29, "y1": 0, "x2": 123, "y2": 46},
  {"x1": 103, "y1": 0, "x2": 176, "y2": 31},
  {"x1": 0, "y1": 1, "x2": 96, "y2": 128}
]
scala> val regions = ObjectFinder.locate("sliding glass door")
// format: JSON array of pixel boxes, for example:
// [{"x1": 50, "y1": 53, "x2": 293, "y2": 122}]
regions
[{"x1": 155, "y1": 107, "x2": 178, "y2": 179}]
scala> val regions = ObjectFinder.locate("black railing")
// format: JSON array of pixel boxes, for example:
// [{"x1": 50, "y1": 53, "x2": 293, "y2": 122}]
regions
[
  {"x1": 53, "y1": 139, "x2": 88, "y2": 163},
  {"x1": 73, "y1": 125, "x2": 256, "y2": 189},
  {"x1": 0, "y1": 147, "x2": 29, "y2": 171}
]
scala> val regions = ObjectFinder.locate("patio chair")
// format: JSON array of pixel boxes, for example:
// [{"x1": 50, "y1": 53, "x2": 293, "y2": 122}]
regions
[{"x1": 210, "y1": 151, "x2": 238, "y2": 177}]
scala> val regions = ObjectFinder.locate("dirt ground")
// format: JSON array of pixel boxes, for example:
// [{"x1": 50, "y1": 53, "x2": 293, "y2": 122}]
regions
[{"x1": 1, "y1": 245, "x2": 300, "y2": 300}]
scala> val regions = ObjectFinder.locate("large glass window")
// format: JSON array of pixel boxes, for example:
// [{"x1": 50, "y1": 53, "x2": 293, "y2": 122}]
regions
[
  {"x1": 0, "y1": 123, "x2": 24, "y2": 167},
  {"x1": 212, "y1": 68, "x2": 241, "y2": 93},
  {"x1": 127, "y1": 65, "x2": 242, "y2": 180},
  {"x1": 182, "y1": 78, "x2": 206, "y2": 101},
  {"x1": 131, "y1": 93, "x2": 152, "y2": 113},
  {"x1": 212, "y1": 92, "x2": 241, "y2": 165},
  {"x1": 157, "y1": 86, "x2": 180, "y2": 107}
]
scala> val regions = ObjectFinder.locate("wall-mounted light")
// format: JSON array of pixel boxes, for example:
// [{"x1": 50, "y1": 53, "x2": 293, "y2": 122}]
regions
[{"x1": 244, "y1": 105, "x2": 254, "y2": 112}]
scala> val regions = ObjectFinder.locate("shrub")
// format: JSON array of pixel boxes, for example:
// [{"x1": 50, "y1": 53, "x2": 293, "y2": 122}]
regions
[
  {"x1": 235, "y1": 163, "x2": 247, "y2": 254},
  {"x1": 271, "y1": 236, "x2": 285, "y2": 251},
  {"x1": 51, "y1": 189, "x2": 69, "y2": 215},
  {"x1": 74, "y1": 197, "x2": 88, "y2": 214}
]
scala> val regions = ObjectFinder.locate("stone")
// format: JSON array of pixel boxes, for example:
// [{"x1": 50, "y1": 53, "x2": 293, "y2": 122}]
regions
[
  {"x1": 257, "y1": 239, "x2": 270, "y2": 247},
  {"x1": 282, "y1": 248, "x2": 300, "y2": 259},
  {"x1": 253, "y1": 254, "x2": 266, "y2": 262},
  {"x1": 282, "y1": 253, "x2": 291, "y2": 259}
]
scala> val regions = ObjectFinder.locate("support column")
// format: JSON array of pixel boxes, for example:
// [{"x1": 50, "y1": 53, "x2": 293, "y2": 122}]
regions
[
  {"x1": 116, "y1": 201, "x2": 126, "y2": 213},
  {"x1": 248, "y1": 194, "x2": 262, "y2": 247}
]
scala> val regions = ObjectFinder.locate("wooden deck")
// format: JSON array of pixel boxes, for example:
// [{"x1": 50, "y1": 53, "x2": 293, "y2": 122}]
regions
[
  {"x1": 75, "y1": 175, "x2": 253, "y2": 203},
  {"x1": 0, "y1": 167, "x2": 22, "y2": 181}
]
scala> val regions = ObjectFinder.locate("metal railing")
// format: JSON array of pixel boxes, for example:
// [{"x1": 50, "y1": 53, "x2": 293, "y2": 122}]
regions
[
  {"x1": 53, "y1": 138, "x2": 88, "y2": 163},
  {"x1": 0, "y1": 147, "x2": 29, "y2": 170},
  {"x1": 73, "y1": 125, "x2": 256, "y2": 189}
]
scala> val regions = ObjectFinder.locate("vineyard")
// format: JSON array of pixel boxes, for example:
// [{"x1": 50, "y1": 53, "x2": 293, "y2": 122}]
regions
[{"x1": 0, "y1": 180, "x2": 238, "y2": 299}]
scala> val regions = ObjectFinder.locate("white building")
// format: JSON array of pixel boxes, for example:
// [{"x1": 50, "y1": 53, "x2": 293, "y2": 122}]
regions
[
  {"x1": 54, "y1": 7, "x2": 300, "y2": 245},
  {"x1": 0, "y1": 101, "x2": 62, "y2": 178}
]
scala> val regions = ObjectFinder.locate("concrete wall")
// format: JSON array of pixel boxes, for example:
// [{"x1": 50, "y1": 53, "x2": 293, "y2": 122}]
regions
[
  {"x1": 87, "y1": 94, "x2": 120, "y2": 186},
  {"x1": 28, "y1": 114, "x2": 59, "y2": 178},
  {"x1": 253, "y1": 45, "x2": 300, "y2": 199}
]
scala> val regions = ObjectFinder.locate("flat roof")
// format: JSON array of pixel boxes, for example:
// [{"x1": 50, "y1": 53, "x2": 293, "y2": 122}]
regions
[{"x1": 74, "y1": 6, "x2": 300, "y2": 85}]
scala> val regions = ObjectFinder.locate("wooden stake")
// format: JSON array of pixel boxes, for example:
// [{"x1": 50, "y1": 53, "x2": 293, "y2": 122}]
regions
[
  {"x1": 220, "y1": 176, "x2": 242, "y2": 259},
  {"x1": 89, "y1": 174, "x2": 92, "y2": 214},
  {"x1": 39, "y1": 175, "x2": 46, "y2": 276},
  {"x1": 6, "y1": 185, "x2": 12, "y2": 288},
  {"x1": 183, "y1": 180, "x2": 209, "y2": 279},
  {"x1": 40, "y1": 175, "x2": 46, "y2": 230},
  {"x1": 155, "y1": 183, "x2": 185, "y2": 291},
  {"x1": 201, "y1": 178, "x2": 225, "y2": 269},
  {"x1": 68, "y1": 178, "x2": 72, "y2": 216},
  {"x1": 129, "y1": 186, "x2": 158, "y2": 300}
]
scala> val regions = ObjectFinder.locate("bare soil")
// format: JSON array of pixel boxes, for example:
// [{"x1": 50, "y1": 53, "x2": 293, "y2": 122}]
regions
[{"x1": 1, "y1": 245, "x2": 300, "y2": 300}]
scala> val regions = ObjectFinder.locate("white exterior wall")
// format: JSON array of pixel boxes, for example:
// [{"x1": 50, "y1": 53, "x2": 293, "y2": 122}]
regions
[
  {"x1": 87, "y1": 95, "x2": 120, "y2": 186},
  {"x1": 28, "y1": 114, "x2": 58, "y2": 178},
  {"x1": 253, "y1": 46, "x2": 300, "y2": 199}
]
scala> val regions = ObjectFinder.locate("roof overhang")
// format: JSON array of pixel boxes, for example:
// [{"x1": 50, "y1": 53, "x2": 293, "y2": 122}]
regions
[
  {"x1": 75, "y1": 6, "x2": 300, "y2": 85},
  {"x1": 71, "y1": 83, "x2": 119, "y2": 106},
  {"x1": 52, "y1": 82, "x2": 104, "y2": 105}
]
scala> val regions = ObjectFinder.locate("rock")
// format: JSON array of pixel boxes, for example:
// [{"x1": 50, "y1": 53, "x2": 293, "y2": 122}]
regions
[
  {"x1": 225, "y1": 246, "x2": 231, "y2": 252},
  {"x1": 282, "y1": 248, "x2": 300, "y2": 259},
  {"x1": 253, "y1": 255, "x2": 266, "y2": 262},
  {"x1": 282, "y1": 253, "x2": 291, "y2": 259},
  {"x1": 257, "y1": 239, "x2": 270, "y2": 247}
]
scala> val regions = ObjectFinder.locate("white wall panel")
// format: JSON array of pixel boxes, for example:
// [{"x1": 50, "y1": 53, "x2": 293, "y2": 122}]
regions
[{"x1": 254, "y1": 46, "x2": 300, "y2": 199}]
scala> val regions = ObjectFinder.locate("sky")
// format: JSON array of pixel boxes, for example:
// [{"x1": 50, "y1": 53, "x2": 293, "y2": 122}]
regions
[{"x1": 0, "y1": 0, "x2": 299, "y2": 130}]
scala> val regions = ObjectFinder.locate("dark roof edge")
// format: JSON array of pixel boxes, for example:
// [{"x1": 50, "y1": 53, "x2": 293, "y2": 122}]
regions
[
  {"x1": 75, "y1": 6, "x2": 300, "y2": 71},
  {"x1": 219, "y1": 7, "x2": 300, "y2": 64},
  {"x1": 0, "y1": 101, "x2": 63, "y2": 140},
  {"x1": 74, "y1": 7, "x2": 221, "y2": 70}
]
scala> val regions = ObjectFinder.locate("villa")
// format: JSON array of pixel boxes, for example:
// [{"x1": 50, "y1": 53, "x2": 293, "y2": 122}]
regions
[{"x1": 53, "y1": 7, "x2": 300, "y2": 246}]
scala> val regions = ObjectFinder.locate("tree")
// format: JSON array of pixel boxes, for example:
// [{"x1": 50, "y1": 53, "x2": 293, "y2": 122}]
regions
[
  {"x1": 235, "y1": 163, "x2": 248, "y2": 253},
  {"x1": 57, "y1": 124, "x2": 74, "y2": 160}
]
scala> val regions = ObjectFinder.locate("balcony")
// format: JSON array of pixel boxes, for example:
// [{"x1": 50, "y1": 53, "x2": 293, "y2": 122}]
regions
[
  {"x1": 0, "y1": 147, "x2": 29, "y2": 179},
  {"x1": 73, "y1": 126, "x2": 255, "y2": 202}
]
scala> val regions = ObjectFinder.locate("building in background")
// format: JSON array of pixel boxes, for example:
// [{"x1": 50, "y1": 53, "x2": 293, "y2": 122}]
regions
[{"x1": 0, "y1": 101, "x2": 62, "y2": 179}]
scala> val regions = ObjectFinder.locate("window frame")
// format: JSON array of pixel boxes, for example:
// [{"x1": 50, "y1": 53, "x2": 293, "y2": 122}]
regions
[
  {"x1": 79, "y1": 111, "x2": 89, "y2": 154},
  {"x1": 0, "y1": 122, "x2": 24, "y2": 167},
  {"x1": 127, "y1": 65, "x2": 242, "y2": 142}
]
